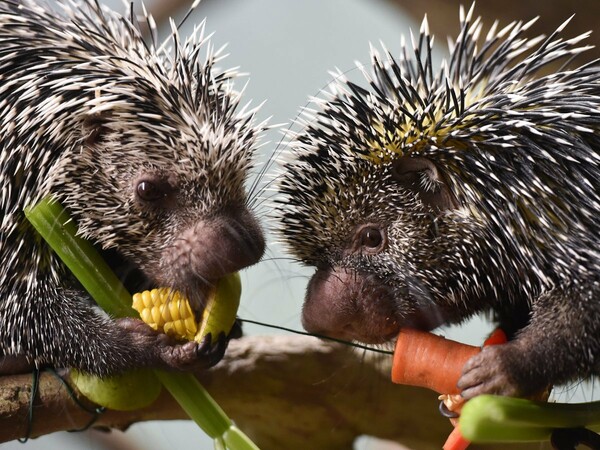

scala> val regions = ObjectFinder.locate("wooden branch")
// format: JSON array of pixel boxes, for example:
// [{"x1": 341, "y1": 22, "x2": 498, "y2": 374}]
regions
[{"x1": 0, "y1": 335, "x2": 549, "y2": 449}]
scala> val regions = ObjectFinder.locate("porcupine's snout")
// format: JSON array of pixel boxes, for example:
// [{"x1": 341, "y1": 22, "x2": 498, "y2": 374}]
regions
[
  {"x1": 302, "y1": 268, "x2": 401, "y2": 344},
  {"x1": 303, "y1": 267, "x2": 448, "y2": 344},
  {"x1": 161, "y1": 208, "x2": 264, "y2": 306}
]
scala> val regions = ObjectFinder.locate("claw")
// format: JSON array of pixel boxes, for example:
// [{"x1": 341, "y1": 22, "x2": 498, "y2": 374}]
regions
[{"x1": 116, "y1": 317, "x2": 230, "y2": 372}]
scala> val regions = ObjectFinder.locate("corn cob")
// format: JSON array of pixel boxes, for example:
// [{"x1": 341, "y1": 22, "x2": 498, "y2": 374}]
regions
[{"x1": 131, "y1": 273, "x2": 241, "y2": 343}]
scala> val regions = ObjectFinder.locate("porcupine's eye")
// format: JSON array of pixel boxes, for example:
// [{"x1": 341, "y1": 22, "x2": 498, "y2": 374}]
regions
[
  {"x1": 136, "y1": 179, "x2": 172, "y2": 203},
  {"x1": 353, "y1": 224, "x2": 387, "y2": 255},
  {"x1": 137, "y1": 180, "x2": 162, "y2": 201},
  {"x1": 360, "y1": 227, "x2": 383, "y2": 248}
]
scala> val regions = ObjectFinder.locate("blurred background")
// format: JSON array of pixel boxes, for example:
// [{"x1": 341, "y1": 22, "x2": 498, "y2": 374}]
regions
[{"x1": 5, "y1": 0, "x2": 600, "y2": 448}]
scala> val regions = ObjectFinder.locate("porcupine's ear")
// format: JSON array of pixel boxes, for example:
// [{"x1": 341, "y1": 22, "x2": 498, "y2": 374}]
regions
[
  {"x1": 391, "y1": 156, "x2": 458, "y2": 211},
  {"x1": 83, "y1": 111, "x2": 112, "y2": 147}
]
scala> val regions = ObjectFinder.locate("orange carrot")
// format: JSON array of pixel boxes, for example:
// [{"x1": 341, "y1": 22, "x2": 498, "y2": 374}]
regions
[
  {"x1": 391, "y1": 328, "x2": 508, "y2": 393},
  {"x1": 391, "y1": 328, "x2": 480, "y2": 394},
  {"x1": 483, "y1": 328, "x2": 508, "y2": 347},
  {"x1": 443, "y1": 426, "x2": 470, "y2": 450},
  {"x1": 392, "y1": 328, "x2": 508, "y2": 450}
]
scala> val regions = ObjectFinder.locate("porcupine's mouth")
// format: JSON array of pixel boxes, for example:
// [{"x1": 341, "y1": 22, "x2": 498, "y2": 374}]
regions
[{"x1": 99, "y1": 247, "x2": 212, "y2": 321}]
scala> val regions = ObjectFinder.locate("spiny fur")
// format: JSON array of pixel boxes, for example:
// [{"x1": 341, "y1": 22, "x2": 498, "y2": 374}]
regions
[
  {"x1": 277, "y1": 5, "x2": 600, "y2": 393},
  {"x1": 0, "y1": 0, "x2": 264, "y2": 375}
]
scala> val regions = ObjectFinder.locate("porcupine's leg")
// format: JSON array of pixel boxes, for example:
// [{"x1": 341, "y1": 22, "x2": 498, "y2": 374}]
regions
[
  {"x1": 0, "y1": 286, "x2": 227, "y2": 377},
  {"x1": 458, "y1": 284, "x2": 600, "y2": 399}
]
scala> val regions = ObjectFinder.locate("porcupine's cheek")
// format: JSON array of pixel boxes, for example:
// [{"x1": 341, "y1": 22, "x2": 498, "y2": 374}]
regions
[{"x1": 302, "y1": 268, "x2": 401, "y2": 344}]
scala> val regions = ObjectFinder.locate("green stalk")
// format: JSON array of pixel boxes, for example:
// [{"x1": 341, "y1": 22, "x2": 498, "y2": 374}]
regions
[
  {"x1": 460, "y1": 394, "x2": 600, "y2": 443},
  {"x1": 24, "y1": 197, "x2": 134, "y2": 318},
  {"x1": 154, "y1": 371, "x2": 231, "y2": 439},
  {"x1": 25, "y1": 196, "x2": 259, "y2": 450}
]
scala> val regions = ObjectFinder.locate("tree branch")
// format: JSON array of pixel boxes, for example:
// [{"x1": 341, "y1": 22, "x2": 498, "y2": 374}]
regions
[{"x1": 0, "y1": 335, "x2": 548, "y2": 449}]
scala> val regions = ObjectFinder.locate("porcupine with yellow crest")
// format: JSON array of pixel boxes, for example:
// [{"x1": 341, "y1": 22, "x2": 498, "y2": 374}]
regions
[{"x1": 277, "y1": 5, "x2": 600, "y2": 399}]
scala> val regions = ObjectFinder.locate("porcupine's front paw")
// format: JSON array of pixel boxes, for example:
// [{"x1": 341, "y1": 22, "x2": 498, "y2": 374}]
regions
[
  {"x1": 118, "y1": 318, "x2": 229, "y2": 371},
  {"x1": 457, "y1": 342, "x2": 544, "y2": 399}
]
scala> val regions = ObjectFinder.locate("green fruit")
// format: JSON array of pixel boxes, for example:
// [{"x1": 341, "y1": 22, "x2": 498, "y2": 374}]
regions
[
  {"x1": 71, "y1": 369, "x2": 162, "y2": 411},
  {"x1": 197, "y1": 272, "x2": 242, "y2": 342}
]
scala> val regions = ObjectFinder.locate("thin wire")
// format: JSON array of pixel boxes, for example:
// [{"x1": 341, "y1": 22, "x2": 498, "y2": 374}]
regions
[
  {"x1": 239, "y1": 318, "x2": 394, "y2": 356},
  {"x1": 16, "y1": 367, "x2": 104, "y2": 442},
  {"x1": 45, "y1": 368, "x2": 106, "y2": 432},
  {"x1": 17, "y1": 369, "x2": 39, "y2": 443}
]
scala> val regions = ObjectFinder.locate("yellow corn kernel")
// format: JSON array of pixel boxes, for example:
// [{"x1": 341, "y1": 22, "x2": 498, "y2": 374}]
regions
[
  {"x1": 132, "y1": 287, "x2": 198, "y2": 341},
  {"x1": 140, "y1": 308, "x2": 155, "y2": 330},
  {"x1": 131, "y1": 273, "x2": 241, "y2": 344}
]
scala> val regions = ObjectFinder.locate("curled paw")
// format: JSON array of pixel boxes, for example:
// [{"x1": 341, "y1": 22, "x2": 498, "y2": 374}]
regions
[
  {"x1": 116, "y1": 317, "x2": 229, "y2": 371},
  {"x1": 157, "y1": 331, "x2": 228, "y2": 371},
  {"x1": 457, "y1": 344, "x2": 524, "y2": 399}
]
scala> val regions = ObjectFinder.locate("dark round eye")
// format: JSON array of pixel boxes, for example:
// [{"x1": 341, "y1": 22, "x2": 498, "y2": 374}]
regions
[
  {"x1": 136, "y1": 179, "x2": 165, "y2": 202},
  {"x1": 360, "y1": 226, "x2": 383, "y2": 249}
]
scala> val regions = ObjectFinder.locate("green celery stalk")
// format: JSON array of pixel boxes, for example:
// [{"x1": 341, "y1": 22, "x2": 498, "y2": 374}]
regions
[
  {"x1": 25, "y1": 196, "x2": 259, "y2": 450},
  {"x1": 24, "y1": 197, "x2": 134, "y2": 318},
  {"x1": 154, "y1": 371, "x2": 231, "y2": 439},
  {"x1": 460, "y1": 394, "x2": 600, "y2": 443}
]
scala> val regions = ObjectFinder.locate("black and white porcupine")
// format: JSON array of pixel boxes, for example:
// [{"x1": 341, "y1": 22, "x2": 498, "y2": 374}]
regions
[
  {"x1": 277, "y1": 5, "x2": 600, "y2": 398},
  {"x1": 0, "y1": 0, "x2": 266, "y2": 377}
]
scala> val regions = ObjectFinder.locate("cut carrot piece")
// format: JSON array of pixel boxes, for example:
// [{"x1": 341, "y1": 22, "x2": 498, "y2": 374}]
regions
[
  {"x1": 483, "y1": 328, "x2": 508, "y2": 347},
  {"x1": 391, "y1": 328, "x2": 480, "y2": 394},
  {"x1": 443, "y1": 425, "x2": 470, "y2": 450},
  {"x1": 392, "y1": 329, "x2": 509, "y2": 450},
  {"x1": 392, "y1": 328, "x2": 508, "y2": 393}
]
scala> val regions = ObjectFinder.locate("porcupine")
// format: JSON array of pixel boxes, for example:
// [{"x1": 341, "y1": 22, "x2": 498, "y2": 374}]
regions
[
  {"x1": 277, "y1": 5, "x2": 600, "y2": 399},
  {"x1": 0, "y1": 0, "x2": 266, "y2": 377}
]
